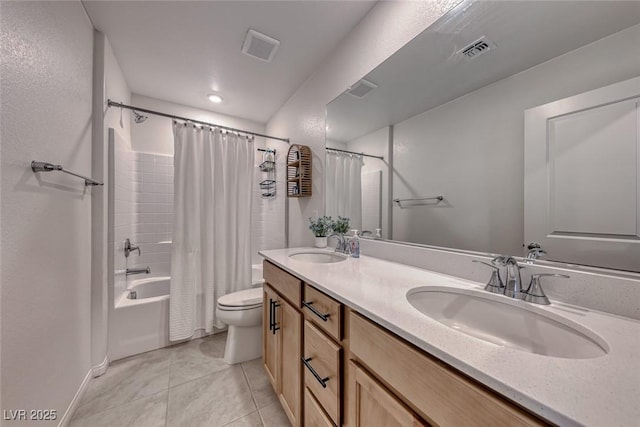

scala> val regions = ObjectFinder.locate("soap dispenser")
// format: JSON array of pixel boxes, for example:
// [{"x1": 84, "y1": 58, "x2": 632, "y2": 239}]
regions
[{"x1": 350, "y1": 229, "x2": 360, "y2": 258}]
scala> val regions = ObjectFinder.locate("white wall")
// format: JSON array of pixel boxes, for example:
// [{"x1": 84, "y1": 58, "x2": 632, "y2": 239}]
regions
[
  {"x1": 92, "y1": 34, "x2": 133, "y2": 373},
  {"x1": 1, "y1": 1, "x2": 94, "y2": 423},
  {"x1": 266, "y1": 0, "x2": 459, "y2": 247},
  {"x1": 392, "y1": 23, "x2": 640, "y2": 255}
]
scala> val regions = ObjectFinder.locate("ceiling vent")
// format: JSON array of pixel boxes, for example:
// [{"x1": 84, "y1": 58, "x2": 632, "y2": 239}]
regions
[
  {"x1": 346, "y1": 79, "x2": 378, "y2": 99},
  {"x1": 242, "y1": 29, "x2": 280, "y2": 62},
  {"x1": 457, "y1": 36, "x2": 496, "y2": 61}
]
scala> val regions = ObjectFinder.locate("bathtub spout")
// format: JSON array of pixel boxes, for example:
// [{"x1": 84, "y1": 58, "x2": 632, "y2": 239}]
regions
[{"x1": 126, "y1": 267, "x2": 151, "y2": 276}]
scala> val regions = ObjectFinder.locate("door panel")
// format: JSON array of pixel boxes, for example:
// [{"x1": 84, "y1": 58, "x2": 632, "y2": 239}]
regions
[
  {"x1": 263, "y1": 285, "x2": 279, "y2": 390},
  {"x1": 351, "y1": 361, "x2": 426, "y2": 427},
  {"x1": 525, "y1": 76, "x2": 640, "y2": 271},
  {"x1": 279, "y1": 298, "x2": 302, "y2": 427}
]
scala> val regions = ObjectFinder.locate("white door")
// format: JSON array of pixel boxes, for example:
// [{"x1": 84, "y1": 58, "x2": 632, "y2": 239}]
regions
[{"x1": 524, "y1": 76, "x2": 640, "y2": 272}]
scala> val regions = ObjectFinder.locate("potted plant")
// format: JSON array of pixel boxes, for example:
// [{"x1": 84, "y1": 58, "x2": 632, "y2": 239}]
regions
[
  {"x1": 331, "y1": 216, "x2": 351, "y2": 252},
  {"x1": 309, "y1": 216, "x2": 333, "y2": 248},
  {"x1": 332, "y1": 216, "x2": 350, "y2": 235}
]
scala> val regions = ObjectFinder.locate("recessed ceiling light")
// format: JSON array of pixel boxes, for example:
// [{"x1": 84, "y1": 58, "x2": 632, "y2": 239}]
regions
[{"x1": 208, "y1": 93, "x2": 224, "y2": 103}]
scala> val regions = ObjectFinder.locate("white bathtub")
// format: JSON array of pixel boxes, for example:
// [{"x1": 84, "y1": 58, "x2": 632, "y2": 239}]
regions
[
  {"x1": 110, "y1": 265, "x2": 264, "y2": 361},
  {"x1": 111, "y1": 276, "x2": 171, "y2": 360},
  {"x1": 125, "y1": 276, "x2": 170, "y2": 301}
]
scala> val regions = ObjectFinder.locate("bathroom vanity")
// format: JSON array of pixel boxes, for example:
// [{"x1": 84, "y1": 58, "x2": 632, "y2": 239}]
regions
[{"x1": 260, "y1": 249, "x2": 640, "y2": 427}]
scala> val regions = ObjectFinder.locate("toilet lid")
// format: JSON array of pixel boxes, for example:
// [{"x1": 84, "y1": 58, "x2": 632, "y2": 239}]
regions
[{"x1": 218, "y1": 287, "x2": 262, "y2": 308}]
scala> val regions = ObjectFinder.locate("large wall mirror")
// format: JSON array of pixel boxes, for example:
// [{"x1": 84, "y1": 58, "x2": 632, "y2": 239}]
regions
[{"x1": 326, "y1": 0, "x2": 640, "y2": 272}]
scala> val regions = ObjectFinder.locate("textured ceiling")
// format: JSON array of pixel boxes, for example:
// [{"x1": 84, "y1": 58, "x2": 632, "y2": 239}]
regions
[{"x1": 83, "y1": 0, "x2": 377, "y2": 123}]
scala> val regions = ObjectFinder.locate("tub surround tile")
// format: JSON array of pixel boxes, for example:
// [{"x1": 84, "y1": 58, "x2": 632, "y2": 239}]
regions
[
  {"x1": 70, "y1": 390, "x2": 167, "y2": 427},
  {"x1": 169, "y1": 333, "x2": 231, "y2": 387},
  {"x1": 74, "y1": 349, "x2": 170, "y2": 419},
  {"x1": 241, "y1": 359, "x2": 279, "y2": 409},
  {"x1": 166, "y1": 366, "x2": 256, "y2": 427}
]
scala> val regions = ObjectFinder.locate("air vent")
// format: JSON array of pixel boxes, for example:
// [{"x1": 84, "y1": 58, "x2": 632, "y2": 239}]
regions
[
  {"x1": 346, "y1": 79, "x2": 378, "y2": 99},
  {"x1": 242, "y1": 29, "x2": 280, "y2": 62},
  {"x1": 457, "y1": 37, "x2": 496, "y2": 61}
]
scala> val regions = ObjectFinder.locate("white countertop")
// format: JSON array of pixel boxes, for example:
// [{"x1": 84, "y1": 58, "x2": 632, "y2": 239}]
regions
[{"x1": 259, "y1": 248, "x2": 640, "y2": 427}]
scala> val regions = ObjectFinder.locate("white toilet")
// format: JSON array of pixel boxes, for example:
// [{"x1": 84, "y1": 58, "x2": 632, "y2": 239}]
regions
[{"x1": 216, "y1": 277, "x2": 264, "y2": 364}]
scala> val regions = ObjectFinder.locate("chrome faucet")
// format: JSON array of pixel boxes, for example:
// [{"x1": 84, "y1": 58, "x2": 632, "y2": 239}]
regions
[
  {"x1": 490, "y1": 256, "x2": 525, "y2": 298},
  {"x1": 124, "y1": 238, "x2": 141, "y2": 258},
  {"x1": 126, "y1": 267, "x2": 150, "y2": 276},
  {"x1": 525, "y1": 242, "x2": 547, "y2": 264},
  {"x1": 521, "y1": 273, "x2": 569, "y2": 305},
  {"x1": 328, "y1": 233, "x2": 349, "y2": 254},
  {"x1": 472, "y1": 260, "x2": 504, "y2": 294}
]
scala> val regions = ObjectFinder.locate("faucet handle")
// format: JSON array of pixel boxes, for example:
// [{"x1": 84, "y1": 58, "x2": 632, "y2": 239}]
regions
[
  {"x1": 522, "y1": 274, "x2": 570, "y2": 305},
  {"x1": 472, "y1": 260, "x2": 504, "y2": 294}
]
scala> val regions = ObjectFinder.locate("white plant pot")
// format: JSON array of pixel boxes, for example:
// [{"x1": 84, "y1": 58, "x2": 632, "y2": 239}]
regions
[{"x1": 314, "y1": 236, "x2": 328, "y2": 248}]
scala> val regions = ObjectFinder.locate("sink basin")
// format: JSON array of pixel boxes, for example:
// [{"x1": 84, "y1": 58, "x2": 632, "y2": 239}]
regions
[
  {"x1": 289, "y1": 251, "x2": 347, "y2": 264},
  {"x1": 407, "y1": 286, "x2": 608, "y2": 359}
]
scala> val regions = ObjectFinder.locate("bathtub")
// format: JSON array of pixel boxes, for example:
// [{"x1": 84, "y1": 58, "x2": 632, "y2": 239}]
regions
[
  {"x1": 111, "y1": 276, "x2": 171, "y2": 360},
  {"x1": 110, "y1": 265, "x2": 264, "y2": 361},
  {"x1": 126, "y1": 276, "x2": 170, "y2": 300}
]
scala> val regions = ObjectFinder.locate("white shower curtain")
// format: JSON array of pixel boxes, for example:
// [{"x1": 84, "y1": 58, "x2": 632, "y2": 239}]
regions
[
  {"x1": 170, "y1": 122, "x2": 254, "y2": 341},
  {"x1": 325, "y1": 151, "x2": 364, "y2": 230}
]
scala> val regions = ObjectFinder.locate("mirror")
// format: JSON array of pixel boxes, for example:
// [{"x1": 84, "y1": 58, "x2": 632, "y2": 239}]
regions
[{"x1": 326, "y1": 0, "x2": 640, "y2": 271}]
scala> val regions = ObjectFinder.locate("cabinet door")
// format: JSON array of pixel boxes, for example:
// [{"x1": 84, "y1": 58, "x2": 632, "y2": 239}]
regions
[
  {"x1": 279, "y1": 298, "x2": 302, "y2": 427},
  {"x1": 351, "y1": 361, "x2": 427, "y2": 427},
  {"x1": 263, "y1": 285, "x2": 279, "y2": 390},
  {"x1": 305, "y1": 387, "x2": 335, "y2": 427}
]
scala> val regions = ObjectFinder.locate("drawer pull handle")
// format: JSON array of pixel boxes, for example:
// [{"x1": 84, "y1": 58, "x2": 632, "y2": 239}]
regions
[
  {"x1": 302, "y1": 301, "x2": 330, "y2": 322},
  {"x1": 268, "y1": 299, "x2": 274, "y2": 332},
  {"x1": 272, "y1": 301, "x2": 280, "y2": 334},
  {"x1": 302, "y1": 357, "x2": 329, "y2": 388}
]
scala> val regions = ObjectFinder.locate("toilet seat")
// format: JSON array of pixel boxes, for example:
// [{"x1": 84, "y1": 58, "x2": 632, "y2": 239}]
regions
[{"x1": 217, "y1": 287, "x2": 262, "y2": 311}]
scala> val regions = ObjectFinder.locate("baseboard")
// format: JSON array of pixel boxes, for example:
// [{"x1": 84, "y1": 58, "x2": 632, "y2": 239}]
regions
[
  {"x1": 92, "y1": 355, "x2": 110, "y2": 377},
  {"x1": 57, "y1": 368, "x2": 92, "y2": 427}
]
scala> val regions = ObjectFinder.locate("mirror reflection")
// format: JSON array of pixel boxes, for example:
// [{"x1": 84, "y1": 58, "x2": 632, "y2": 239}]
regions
[{"x1": 326, "y1": 0, "x2": 640, "y2": 271}]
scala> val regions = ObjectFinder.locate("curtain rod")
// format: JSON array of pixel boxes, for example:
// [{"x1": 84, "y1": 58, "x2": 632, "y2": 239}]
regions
[
  {"x1": 326, "y1": 147, "x2": 384, "y2": 160},
  {"x1": 107, "y1": 100, "x2": 290, "y2": 144}
]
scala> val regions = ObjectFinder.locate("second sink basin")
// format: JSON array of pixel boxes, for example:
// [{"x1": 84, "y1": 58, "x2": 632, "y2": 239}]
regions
[
  {"x1": 407, "y1": 286, "x2": 608, "y2": 359},
  {"x1": 289, "y1": 251, "x2": 347, "y2": 264}
]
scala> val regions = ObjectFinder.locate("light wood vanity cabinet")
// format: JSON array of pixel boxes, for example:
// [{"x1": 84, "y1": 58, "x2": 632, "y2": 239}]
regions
[
  {"x1": 263, "y1": 261, "x2": 548, "y2": 427},
  {"x1": 263, "y1": 263, "x2": 303, "y2": 427},
  {"x1": 347, "y1": 312, "x2": 547, "y2": 427},
  {"x1": 349, "y1": 360, "x2": 426, "y2": 427}
]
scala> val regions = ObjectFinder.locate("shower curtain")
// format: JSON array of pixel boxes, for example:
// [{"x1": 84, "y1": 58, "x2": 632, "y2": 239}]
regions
[
  {"x1": 170, "y1": 122, "x2": 253, "y2": 341},
  {"x1": 325, "y1": 151, "x2": 364, "y2": 230}
]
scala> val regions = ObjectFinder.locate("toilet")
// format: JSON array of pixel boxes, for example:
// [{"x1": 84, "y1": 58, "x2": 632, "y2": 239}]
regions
[{"x1": 216, "y1": 270, "x2": 265, "y2": 364}]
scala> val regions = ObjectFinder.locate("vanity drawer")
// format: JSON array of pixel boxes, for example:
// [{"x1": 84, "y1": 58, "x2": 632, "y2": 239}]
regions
[
  {"x1": 263, "y1": 261, "x2": 301, "y2": 307},
  {"x1": 349, "y1": 312, "x2": 546, "y2": 427},
  {"x1": 303, "y1": 320, "x2": 341, "y2": 425},
  {"x1": 303, "y1": 284, "x2": 342, "y2": 341},
  {"x1": 304, "y1": 387, "x2": 335, "y2": 427}
]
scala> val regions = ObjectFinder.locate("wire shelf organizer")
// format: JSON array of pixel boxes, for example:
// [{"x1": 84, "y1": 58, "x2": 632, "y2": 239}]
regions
[{"x1": 258, "y1": 148, "x2": 276, "y2": 198}]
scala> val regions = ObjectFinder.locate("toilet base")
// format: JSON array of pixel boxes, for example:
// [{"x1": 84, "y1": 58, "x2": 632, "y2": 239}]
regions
[{"x1": 224, "y1": 323, "x2": 262, "y2": 364}]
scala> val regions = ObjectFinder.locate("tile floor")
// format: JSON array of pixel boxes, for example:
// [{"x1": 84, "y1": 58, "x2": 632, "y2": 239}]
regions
[{"x1": 70, "y1": 333, "x2": 290, "y2": 427}]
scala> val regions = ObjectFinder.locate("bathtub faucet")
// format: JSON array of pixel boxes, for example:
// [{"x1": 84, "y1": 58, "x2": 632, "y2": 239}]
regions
[
  {"x1": 124, "y1": 238, "x2": 141, "y2": 258},
  {"x1": 126, "y1": 267, "x2": 151, "y2": 276}
]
